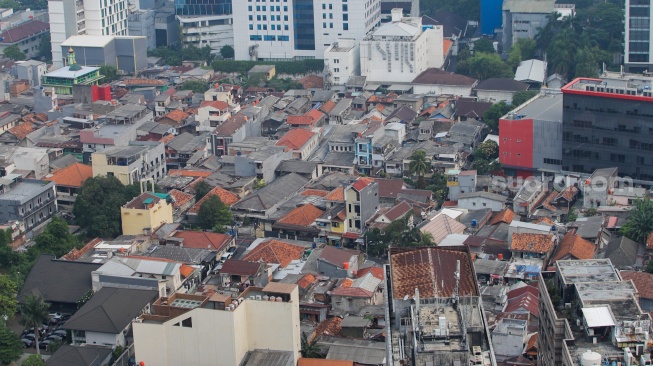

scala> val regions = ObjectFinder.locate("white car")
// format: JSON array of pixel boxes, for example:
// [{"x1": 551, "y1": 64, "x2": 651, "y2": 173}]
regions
[{"x1": 220, "y1": 252, "x2": 233, "y2": 262}]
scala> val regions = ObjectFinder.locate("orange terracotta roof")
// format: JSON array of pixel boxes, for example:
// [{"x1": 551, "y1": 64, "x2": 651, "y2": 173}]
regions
[
  {"x1": 550, "y1": 231, "x2": 595, "y2": 262},
  {"x1": 620, "y1": 271, "x2": 653, "y2": 299},
  {"x1": 541, "y1": 191, "x2": 558, "y2": 212},
  {"x1": 324, "y1": 186, "x2": 344, "y2": 202},
  {"x1": 62, "y1": 238, "x2": 101, "y2": 260},
  {"x1": 489, "y1": 208, "x2": 514, "y2": 225},
  {"x1": 188, "y1": 186, "x2": 240, "y2": 213},
  {"x1": 443, "y1": 39, "x2": 453, "y2": 55},
  {"x1": 172, "y1": 230, "x2": 232, "y2": 251},
  {"x1": 287, "y1": 115, "x2": 313, "y2": 125},
  {"x1": 533, "y1": 217, "x2": 555, "y2": 226},
  {"x1": 180, "y1": 264, "x2": 195, "y2": 278},
  {"x1": 243, "y1": 239, "x2": 305, "y2": 267},
  {"x1": 298, "y1": 74, "x2": 325, "y2": 89},
  {"x1": 160, "y1": 134, "x2": 175, "y2": 144},
  {"x1": 199, "y1": 100, "x2": 229, "y2": 110},
  {"x1": 352, "y1": 177, "x2": 374, "y2": 192},
  {"x1": 525, "y1": 333, "x2": 538, "y2": 356},
  {"x1": 297, "y1": 273, "x2": 316, "y2": 289},
  {"x1": 511, "y1": 233, "x2": 555, "y2": 254},
  {"x1": 276, "y1": 128, "x2": 316, "y2": 150},
  {"x1": 305, "y1": 109, "x2": 324, "y2": 122},
  {"x1": 163, "y1": 110, "x2": 190, "y2": 123},
  {"x1": 45, "y1": 162, "x2": 93, "y2": 188},
  {"x1": 319, "y1": 100, "x2": 337, "y2": 114},
  {"x1": 301, "y1": 189, "x2": 330, "y2": 197},
  {"x1": 341, "y1": 278, "x2": 354, "y2": 287},
  {"x1": 123, "y1": 78, "x2": 166, "y2": 86},
  {"x1": 7, "y1": 121, "x2": 33, "y2": 140},
  {"x1": 314, "y1": 316, "x2": 342, "y2": 337},
  {"x1": 557, "y1": 186, "x2": 578, "y2": 201},
  {"x1": 277, "y1": 204, "x2": 324, "y2": 227},
  {"x1": 168, "y1": 169, "x2": 212, "y2": 178},
  {"x1": 169, "y1": 189, "x2": 194, "y2": 208},
  {"x1": 357, "y1": 266, "x2": 384, "y2": 280}
]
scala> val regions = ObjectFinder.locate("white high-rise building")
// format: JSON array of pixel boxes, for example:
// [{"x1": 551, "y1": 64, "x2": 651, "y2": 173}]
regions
[
  {"x1": 49, "y1": 0, "x2": 129, "y2": 67},
  {"x1": 232, "y1": 0, "x2": 381, "y2": 61},
  {"x1": 625, "y1": 0, "x2": 653, "y2": 72},
  {"x1": 360, "y1": 9, "x2": 444, "y2": 84}
]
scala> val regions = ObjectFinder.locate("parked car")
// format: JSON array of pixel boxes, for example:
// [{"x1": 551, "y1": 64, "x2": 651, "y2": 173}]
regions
[
  {"x1": 46, "y1": 334, "x2": 63, "y2": 342},
  {"x1": 220, "y1": 252, "x2": 233, "y2": 262},
  {"x1": 22, "y1": 333, "x2": 36, "y2": 341},
  {"x1": 51, "y1": 330, "x2": 67, "y2": 338},
  {"x1": 49, "y1": 313, "x2": 63, "y2": 320},
  {"x1": 21, "y1": 338, "x2": 35, "y2": 348},
  {"x1": 226, "y1": 246, "x2": 237, "y2": 253},
  {"x1": 38, "y1": 340, "x2": 51, "y2": 350}
]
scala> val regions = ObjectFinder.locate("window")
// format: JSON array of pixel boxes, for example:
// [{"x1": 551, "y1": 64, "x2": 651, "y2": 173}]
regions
[{"x1": 181, "y1": 317, "x2": 192, "y2": 327}]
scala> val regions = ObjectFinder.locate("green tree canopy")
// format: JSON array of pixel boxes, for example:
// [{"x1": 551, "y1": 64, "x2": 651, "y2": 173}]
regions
[
  {"x1": 179, "y1": 80, "x2": 210, "y2": 93},
  {"x1": 99, "y1": 65, "x2": 119, "y2": 83},
  {"x1": 3, "y1": 45, "x2": 25, "y2": 61},
  {"x1": 425, "y1": 172, "x2": 448, "y2": 205},
  {"x1": 22, "y1": 354, "x2": 46, "y2": 366},
  {"x1": 32, "y1": 216, "x2": 79, "y2": 257},
  {"x1": 473, "y1": 140, "x2": 499, "y2": 161},
  {"x1": 621, "y1": 198, "x2": 653, "y2": 243},
  {"x1": 197, "y1": 195, "x2": 233, "y2": 232},
  {"x1": 19, "y1": 295, "x2": 50, "y2": 356},
  {"x1": 219, "y1": 45, "x2": 234, "y2": 59},
  {"x1": 0, "y1": 323, "x2": 22, "y2": 364},
  {"x1": 73, "y1": 176, "x2": 135, "y2": 238},
  {"x1": 512, "y1": 90, "x2": 539, "y2": 106},
  {"x1": 483, "y1": 101, "x2": 512, "y2": 132},
  {"x1": 0, "y1": 275, "x2": 17, "y2": 320},
  {"x1": 408, "y1": 150, "x2": 430, "y2": 189},
  {"x1": 457, "y1": 53, "x2": 513, "y2": 80},
  {"x1": 473, "y1": 38, "x2": 496, "y2": 54},
  {"x1": 194, "y1": 180, "x2": 212, "y2": 201}
]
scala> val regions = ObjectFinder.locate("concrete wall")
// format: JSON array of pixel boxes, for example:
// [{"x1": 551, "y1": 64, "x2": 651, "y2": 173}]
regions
[
  {"x1": 457, "y1": 196, "x2": 505, "y2": 212},
  {"x1": 121, "y1": 200, "x2": 173, "y2": 235},
  {"x1": 128, "y1": 10, "x2": 156, "y2": 50},
  {"x1": 84, "y1": 331, "x2": 123, "y2": 347},
  {"x1": 412, "y1": 84, "x2": 475, "y2": 97},
  {"x1": 0, "y1": 180, "x2": 57, "y2": 233}
]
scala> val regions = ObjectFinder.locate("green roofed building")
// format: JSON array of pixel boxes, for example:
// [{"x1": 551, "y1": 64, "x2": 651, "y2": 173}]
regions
[{"x1": 42, "y1": 47, "x2": 103, "y2": 95}]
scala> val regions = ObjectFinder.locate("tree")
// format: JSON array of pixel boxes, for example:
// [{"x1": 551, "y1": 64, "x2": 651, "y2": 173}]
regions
[
  {"x1": 73, "y1": 176, "x2": 132, "y2": 238},
  {"x1": 473, "y1": 159, "x2": 502, "y2": 175},
  {"x1": 219, "y1": 45, "x2": 234, "y2": 59},
  {"x1": 514, "y1": 38, "x2": 536, "y2": 60},
  {"x1": 473, "y1": 140, "x2": 499, "y2": 161},
  {"x1": 0, "y1": 276, "x2": 17, "y2": 321},
  {"x1": 32, "y1": 216, "x2": 78, "y2": 257},
  {"x1": 37, "y1": 34, "x2": 51, "y2": 62},
  {"x1": 473, "y1": 38, "x2": 496, "y2": 54},
  {"x1": 300, "y1": 332, "x2": 323, "y2": 358},
  {"x1": 621, "y1": 198, "x2": 653, "y2": 243},
  {"x1": 512, "y1": 90, "x2": 539, "y2": 106},
  {"x1": 0, "y1": 0, "x2": 19, "y2": 11},
  {"x1": 3, "y1": 45, "x2": 25, "y2": 61},
  {"x1": 567, "y1": 207, "x2": 579, "y2": 223},
  {"x1": 0, "y1": 323, "x2": 21, "y2": 364},
  {"x1": 483, "y1": 101, "x2": 511, "y2": 132},
  {"x1": 457, "y1": 53, "x2": 513, "y2": 80},
  {"x1": 22, "y1": 354, "x2": 46, "y2": 366},
  {"x1": 18, "y1": 295, "x2": 49, "y2": 356},
  {"x1": 99, "y1": 65, "x2": 119, "y2": 83},
  {"x1": 585, "y1": 208, "x2": 598, "y2": 217},
  {"x1": 425, "y1": 172, "x2": 448, "y2": 204},
  {"x1": 197, "y1": 196, "x2": 233, "y2": 231},
  {"x1": 47, "y1": 339, "x2": 62, "y2": 354},
  {"x1": 408, "y1": 150, "x2": 430, "y2": 189},
  {"x1": 179, "y1": 80, "x2": 210, "y2": 93},
  {"x1": 194, "y1": 180, "x2": 212, "y2": 201}
]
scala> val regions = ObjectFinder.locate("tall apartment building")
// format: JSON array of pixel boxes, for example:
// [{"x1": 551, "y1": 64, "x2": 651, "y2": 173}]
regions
[
  {"x1": 561, "y1": 73, "x2": 653, "y2": 182},
  {"x1": 233, "y1": 0, "x2": 381, "y2": 61},
  {"x1": 625, "y1": 0, "x2": 652, "y2": 72},
  {"x1": 176, "y1": 0, "x2": 233, "y2": 52},
  {"x1": 49, "y1": 0, "x2": 129, "y2": 67},
  {"x1": 501, "y1": 0, "x2": 554, "y2": 49},
  {"x1": 360, "y1": 9, "x2": 444, "y2": 83}
]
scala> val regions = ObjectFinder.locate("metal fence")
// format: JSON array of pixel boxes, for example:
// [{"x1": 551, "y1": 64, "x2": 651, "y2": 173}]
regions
[{"x1": 111, "y1": 343, "x2": 135, "y2": 366}]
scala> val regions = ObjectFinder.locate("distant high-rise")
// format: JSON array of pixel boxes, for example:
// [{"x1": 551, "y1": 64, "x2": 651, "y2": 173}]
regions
[
  {"x1": 176, "y1": 0, "x2": 233, "y2": 53},
  {"x1": 48, "y1": 0, "x2": 129, "y2": 67},
  {"x1": 625, "y1": 0, "x2": 653, "y2": 72}
]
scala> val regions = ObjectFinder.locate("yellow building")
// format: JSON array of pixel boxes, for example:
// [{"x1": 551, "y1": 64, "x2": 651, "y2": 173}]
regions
[
  {"x1": 133, "y1": 283, "x2": 301, "y2": 366},
  {"x1": 121, "y1": 192, "x2": 173, "y2": 235},
  {"x1": 91, "y1": 144, "x2": 165, "y2": 186}
]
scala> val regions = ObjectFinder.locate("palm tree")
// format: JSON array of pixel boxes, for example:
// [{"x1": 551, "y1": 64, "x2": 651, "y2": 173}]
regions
[
  {"x1": 409, "y1": 150, "x2": 430, "y2": 189},
  {"x1": 19, "y1": 295, "x2": 50, "y2": 356},
  {"x1": 300, "y1": 332, "x2": 322, "y2": 358},
  {"x1": 621, "y1": 198, "x2": 653, "y2": 243}
]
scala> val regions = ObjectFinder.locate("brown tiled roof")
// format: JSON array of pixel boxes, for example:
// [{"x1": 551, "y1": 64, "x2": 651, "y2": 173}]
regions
[
  {"x1": 219, "y1": 259, "x2": 261, "y2": 276},
  {"x1": 168, "y1": 169, "x2": 212, "y2": 178},
  {"x1": 215, "y1": 114, "x2": 247, "y2": 136},
  {"x1": 550, "y1": 231, "x2": 595, "y2": 263},
  {"x1": 0, "y1": 20, "x2": 49, "y2": 44},
  {"x1": 243, "y1": 239, "x2": 305, "y2": 267},
  {"x1": 541, "y1": 191, "x2": 558, "y2": 212},
  {"x1": 620, "y1": 270, "x2": 653, "y2": 299},
  {"x1": 188, "y1": 186, "x2": 239, "y2": 214},
  {"x1": 7, "y1": 121, "x2": 33, "y2": 140},
  {"x1": 62, "y1": 238, "x2": 101, "y2": 261},
  {"x1": 510, "y1": 233, "x2": 555, "y2": 254},
  {"x1": 557, "y1": 186, "x2": 578, "y2": 201},
  {"x1": 504, "y1": 292, "x2": 539, "y2": 317},
  {"x1": 124, "y1": 192, "x2": 163, "y2": 209},
  {"x1": 374, "y1": 179, "x2": 405, "y2": 198},
  {"x1": 357, "y1": 266, "x2": 384, "y2": 280},
  {"x1": 489, "y1": 208, "x2": 514, "y2": 225},
  {"x1": 331, "y1": 285, "x2": 373, "y2": 298},
  {"x1": 525, "y1": 333, "x2": 538, "y2": 356},
  {"x1": 276, "y1": 128, "x2": 315, "y2": 150},
  {"x1": 199, "y1": 100, "x2": 228, "y2": 110},
  {"x1": 319, "y1": 100, "x2": 337, "y2": 114},
  {"x1": 45, "y1": 162, "x2": 93, "y2": 188},
  {"x1": 298, "y1": 75, "x2": 325, "y2": 89},
  {"x1": 287, "y1": 115, "x2": 313, "y2": 125},
  {"x1": 301, "y1": 189, "x2": 330, "y2": 197},
  {"x1": 507, "y1": 285, "x2": 538, "y2": 300},
  {"x1": 384, "y1": 201, "x2": 413, "y2": 221},
  {"x1": 278, "y1": 204, "x2": 324, "y2": 227},
  {"x1": 162, "y1": 110, "x2": 190, "y2": 123},
  {"x1": 324, "y1": 187, "x2": 344, "y2": 202},
  {"x1": 533, "y1": 217, "x2": 555, "y2": 226},
  {"x1": 297, "y1": 273, "x2": 316, "y2": 289},
  {"x1": 314, "y1": 317, "x2": 342, "y2": 337},
  {"x1": 390, "y1": 247, "x2": 477, "y2": 299},
  {"x1": 123, "y1": 79, "x2": 166, "y2": 86},
  {"x1": 169, "y1": 189, "x2": 194, "y2": 208},
  {"x1": 172, "y1": 230, "x2": 231, "y2": 251},
  {"x1": 319, "y1": 246, "x2": 357, "y2": 267},
  {"x1": 412, "y1": 68, "x2": 477, "y2": 86}
]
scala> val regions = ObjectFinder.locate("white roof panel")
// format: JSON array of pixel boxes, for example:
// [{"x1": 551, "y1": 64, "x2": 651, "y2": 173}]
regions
[
  {"x1": 515, "y1": 59, "x2": 546, "y2": 84},
  {"x1": 582, "y1": 306, "x2": 615, "y2": 328},
  {"x1": 62, "y1": 35, "x2": 115, "y2": 48}
]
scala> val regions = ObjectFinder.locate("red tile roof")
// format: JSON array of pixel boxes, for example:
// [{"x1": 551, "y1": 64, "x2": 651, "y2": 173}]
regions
[
  {"x1": 305, "y1": 109, "x2": 324, "y2": 122},
  {"x1": 489, "y1": 208, "x2": 514, "y2": 225},
  {"x1": 550, "y1": 231, "x2": 595, "y2": 262},
  {"x1": 319, "y1": 100, "x2": 337, "y2": 114},
  {"x1": 297, "y1": 273, "x2": 316, "y2": 289},
  {"x1": 621, "y1": 270, "x2": 653, "y2": 299},
  {"x1": 510, "y1": 233, "x2": 555, "y2": 254},
  {"x1": 324, "y1": 187, "x2": 344, "y2": 202},
  {"x1": 168, "y1": 169, "x2": 212, "y2": 178},
  {"x1": 298, "y1": 75, "x2": 325, "y2": 89},
  {"x1": 319, "y1": 246, "x2": 358, "y2": 267},
  {"x1": 199, "y1": 100, "x2": 229, "y2": 110},
  {"x1": 287, "y1": 115, "x2": 314, "y2": 125},
  {"x1": 180, "y1": 264, "x2": 195, "y2": 278},
  {"x1": 277, "y1": 204, "x2": 324, "y2": 227},
  {"x1": 7, "y1": 121, "x2": 33, "y2": 140},
  {"x1": 357, "y1": 266, "x2": 384, "y2": 280},
  {"x1": 276, "y1": 128, "x2": 316, "y2": 150},
  {"x1": 188, "y1": 186, "x2": 240, "y2": 214},
  {"x1": 507, "y1": 285, "x2": 538, "y2": 300},
  {"x1": 162, "y1": 110, "x2": 190, "y2": 123},
  {"x1": 0, "y1": 20, "x2": 49, "y2": 44},
  {"x1": 243, "y1": 239, "x2": 305, "y2": 267},
  {"x1": 45, "y1": 163, "x2": 93, "y2": 188},
  {"x1": 62, "y1": 238, "x2": 101, "y2": 261},
  {"x1": 172, "y1": 230, "x2": 232, "y2": 251},
  {"x1": 169, "y1": 189, "x2": 194, "y2": 208},
  {"x1": 384, "y1": 201, "x2": 413, "y2": 221},
  {"x1": 351, "y1": 177, "x2": 374, "y2": 192},
  {"x1": 301, "y1": 189, "x2": 330, "y2": 197},
  {"x1": 504, "y1": 292, "x2": 539, "y2": 318},
  {"x1": 314, "y1": 317, "x2": 342, "y2": 337},
  {"x1": 374, "y1": 179, "x2": 405, "y2": 198}
]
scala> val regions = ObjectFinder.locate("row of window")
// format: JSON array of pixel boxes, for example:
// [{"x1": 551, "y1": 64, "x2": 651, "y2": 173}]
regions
[
  {"x1": 249, "y1": 35, "x2": 290, "y2": 41},
  {"x1": 249, "y1": 5, "x2": 288, "y2": 11},
  {"x1": 249, "y1": 23, "x2": 289, "y2": 30},
  {"x1": 250, "y1": 14, "x2": 288, "y2": 21}
]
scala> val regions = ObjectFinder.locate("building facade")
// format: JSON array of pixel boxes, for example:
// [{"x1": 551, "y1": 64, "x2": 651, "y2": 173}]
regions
[
  {"x1": 0, "y1": 176, "x2": 57, "y2": 234},
  {"x1": 561, "y1": 75, "x2": 653, "y2": 182},
  {"x1": 233, "y1": 0, "x2": 380, "y2": 61},
  {"x1": 324, "y1": 38, "x2": 360, "y2": 89},
  {"x1": 501, "y1": 0, "x2": 555, "y2": 49},
  {"x1": 121, "y1": 192, "x2": 174, "y2": 235},
  {"x1": 91, "y1": 143, "x2": 166, "y2": 185},
  {"x1": 625, "y1": 0, "x2": 653, "y2": 72}
]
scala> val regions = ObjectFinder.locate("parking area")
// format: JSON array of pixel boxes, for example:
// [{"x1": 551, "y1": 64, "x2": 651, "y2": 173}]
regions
[{"x1": 8, "y1": 312, "x2": 71, "y2": 355}]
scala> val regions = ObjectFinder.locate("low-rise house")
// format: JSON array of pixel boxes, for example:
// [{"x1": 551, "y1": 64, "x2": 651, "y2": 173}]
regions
[
  {"x1": 166, "y1": 132, "x2": 207, "y2": 169},
  {"x1": 121, "y1": 192, "x2": 174, "y2": 236},
  {"x1": 411, "y1": 68, "x2": 478, "y2": 97},
  {"x1": 331, "y1": 273, "x2": 383, "y2": 314},
  {"x1": 329, "y1": 98, "x2": 353, "y2": 125},
  {"x1": 455, "y1": 100, "x2": 493, "y2": 122},
  {"x1": 158, "y1": 110, "x2": 191, "y2": 128},
  {"x1": 91, "y1": 142, "x2": 166, "y2": 185},
  {"x1": 276, "y1": 160, "x2": 323, "y2": 180},
  {"x1": 287, "y1": 109, "x2": 326, "y2": 130},
  {"x1": 44, "y1": 162, "x2": 93, "y2": 212},
  {"x1": 537, "y1": 186, "x2": 578, "y2": 222},
  {"x1": 619, "y1": 271, "x2": 653, "y2": 311},
  {"x1": 457, "y1": 191, "x2": 507, "y2": 212},
  {"x1": 604, "y1": 236, "x2": 640, "y2": 269},
  {"x1": 447, "y1": 169, "x2": 477, "y2": 201},
  {"x1": 271, "y1": 204, "x2": 324, "y2": 242},
  {"x1": 510, "y1": 233, "x2": 556, "y2": 263},
  {"x1": 474, "y1": 78, "x2": 529, "y2": 103},
  {"x1": 154, "y1": 94, "x2": 171, "y2": 117},
  {"x1": 514, "y1": 59, "x2": 546, "y2": 87},
  {"x1": 186, "y1": 186, "x2": 239, "y2": 223},
  {"x1": 393, "y1": 94, "x2": 424, "y2": 112},
  {"x1": 386, "y1": 105, "x2": 418, "y2": 125},
  {"x1": 549, "y1": 231, "x2": 595, "y2": 264},
  {"x1": 419, "y1": 213, "x2": 467, "y2": 244},
  {"x1": 276, "y1": 128, "x2": 320, "y2": 160},
  {"x1": 0, "y1": 175, "x2": 57, "y2": 234},
  {"x1": 234, "y1": 146, "x2": 292, "y2": 184},
  {"x1": 64, "y1": 287, "x2": 158, "y2": 347},
  {"x1": 243, "y1": 239, "x2": 306, "y2": 269},
  {"x1": 197, "y1": 100, "x2": 231, "y2": 133},
  {"x1": 316, "y1": 245, "x2": 362, "y2": 278},
  {"x1": 92, "y1": 257, "x2": 184, "y2": 297},
  {"x1": 218, "y1": 259, "x2": 268, "y2": 293},
  {"x1": 513, "y1": 179, "x2": 547, "y2": 217},
  {"x1": 169, "y1": 189, "x2": 194, "y2": 220},
  {"x1": 46, "y1": 345, "x2": 113, "y2": 366},
  {"x1": 445, "y1": 120, "x2": 485, "y2": 148}
]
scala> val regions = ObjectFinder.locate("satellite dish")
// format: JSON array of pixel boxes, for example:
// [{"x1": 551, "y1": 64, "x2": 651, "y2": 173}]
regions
[{"x1": 403, "y1": 295, "x2": 409, "y2": 301}]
